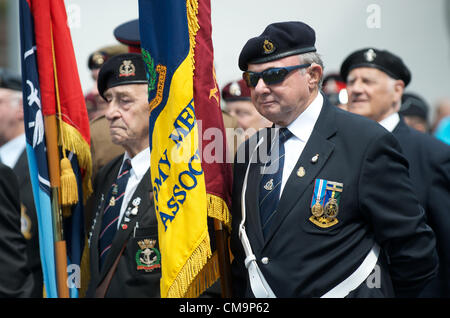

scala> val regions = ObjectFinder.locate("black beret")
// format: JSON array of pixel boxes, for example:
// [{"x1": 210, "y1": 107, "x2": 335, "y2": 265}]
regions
[
  {"x1": 0, "y1": 68, "x2": 22, "y2": 91},
  {"x1": 399, "y1": 92, "x2": 429, "y2": 120},
  {"x1": 340, "y1": 48, "x2": 411, "y2": 86},
  {"x1": 87, "y1": 45, "x2": 128, "y2": 70},
  {"x1": 221, "y1": 79, "x2": 251, "y2": 102},
  {"x1": 114, "y1": 19, "x2": 140, "y2": 49},
  {"x1": 238, "y1": 21, "x2": 316, "y2": 71},
  {"x1": 97, "y1": 53, "x2": 147, "y2": 99}
]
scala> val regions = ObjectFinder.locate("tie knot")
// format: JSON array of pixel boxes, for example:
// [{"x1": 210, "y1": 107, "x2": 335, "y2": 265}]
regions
[
  {"x1": 120, "y1": 159, "x2": 132, "y2": 175},
  {"x1": 278, "y1": 128, "x2": 293, "y2": 144}
]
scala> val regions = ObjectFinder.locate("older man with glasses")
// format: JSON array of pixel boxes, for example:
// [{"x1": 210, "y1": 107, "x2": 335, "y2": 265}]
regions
[{"x1": 230, "y1": 21, "x2": 438, "y2": 298}]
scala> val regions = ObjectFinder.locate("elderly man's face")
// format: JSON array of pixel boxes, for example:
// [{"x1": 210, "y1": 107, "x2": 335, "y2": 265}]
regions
[
  {"x1": 247, "y1": 55, "x2": 319, "y2": 127},
  {"x1": 346, "y1": 67, "x2": 404, "y2": 122},
  {"x1": 104, "y1": 84, "x2": 149, "y2": 156}
]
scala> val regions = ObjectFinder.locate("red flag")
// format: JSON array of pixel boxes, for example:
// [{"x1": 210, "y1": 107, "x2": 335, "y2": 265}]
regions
[
  {"x1": 194, "y1": 0, "x2": 232, "y2": 225},
  {"x1": 30, "y1": 0, "x2": 92, "y2": 201}
]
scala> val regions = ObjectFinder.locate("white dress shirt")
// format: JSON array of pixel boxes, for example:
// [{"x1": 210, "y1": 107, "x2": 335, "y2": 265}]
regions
[
  {"x1": 379, "y1": 112, "x2": 400, "y2": 133},
  {"x1": 0, "y1": 133, "x2": 26, "y2": 169},
  {"x1": 117, "y1": 147, "x2": 150, "y2": 228},
  {"x1": 276, "y1": 92, "x2": 323, "y2": 196}
]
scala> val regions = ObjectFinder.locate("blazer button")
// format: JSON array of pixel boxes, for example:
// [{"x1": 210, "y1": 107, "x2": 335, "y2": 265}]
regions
[{"x1": 261, "y1": 257, "x2": 269, "y2": 265}]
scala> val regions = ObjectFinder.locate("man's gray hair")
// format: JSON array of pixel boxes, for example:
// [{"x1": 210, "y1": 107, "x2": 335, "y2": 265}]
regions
[{"x1": 298, "y1": 52, "x2": 324, "y2": 89}]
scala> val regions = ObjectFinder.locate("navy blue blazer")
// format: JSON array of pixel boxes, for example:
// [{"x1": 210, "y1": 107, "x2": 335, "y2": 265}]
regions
[
  {"x1": 86, "y1": 155, "x2": 160, "y2": 298},
  {"x1": 393, "y1": 118, "x2": 450, "y2": 297},
  {"x1": 0, "y1": 163, "x2": 34, "y2": 297},
  {"x1": 230, "y1": 96, "x2": 438, "y2": 298}
]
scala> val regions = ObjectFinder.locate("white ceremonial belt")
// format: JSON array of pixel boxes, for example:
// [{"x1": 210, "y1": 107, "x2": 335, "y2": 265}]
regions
[
  {"x1": 321, "y1": 243, "x2": 380, "y2": 298},
  {"x1": 239, "y1": 137, "x2": 276, "y2": 298}
]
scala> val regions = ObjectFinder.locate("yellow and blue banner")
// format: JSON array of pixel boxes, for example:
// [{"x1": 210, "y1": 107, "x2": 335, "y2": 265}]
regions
[{"x1": 139, "y1": 0, "x2": 232, "y2": 297}]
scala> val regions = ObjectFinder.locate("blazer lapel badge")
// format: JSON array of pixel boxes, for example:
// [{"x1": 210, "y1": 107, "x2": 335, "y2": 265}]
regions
[{"x1": 310, "y1": 179, "x2": 343, "y2": 228}]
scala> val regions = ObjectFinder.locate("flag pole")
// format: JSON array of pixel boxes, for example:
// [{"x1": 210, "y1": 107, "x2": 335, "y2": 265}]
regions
[
  {"x1": 213, "y1": 219, "x2": 232, "y2": 297},
  {"x1": 43, "y1": 115, "x2": 69, "y2": 298},
  {"x1": 43, "y1": 25, "x2": 70, "y2": 298}
]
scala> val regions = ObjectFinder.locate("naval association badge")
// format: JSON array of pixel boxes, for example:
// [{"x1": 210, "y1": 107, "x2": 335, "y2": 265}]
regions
[
  {"x1": 309, "y1": 179, "x2": 343, "y2": 228},
  {"x1": 135, "y1": 239, "x2": 161, "y2": 272}
]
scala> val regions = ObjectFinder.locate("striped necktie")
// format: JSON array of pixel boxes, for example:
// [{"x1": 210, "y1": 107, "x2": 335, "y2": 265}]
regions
[
  {"x1": 259, "y1": 128, "x2": 293, "y2": 237},
  {"x1": 99, "y1": 159, "x2": 132, "y2": 269}
]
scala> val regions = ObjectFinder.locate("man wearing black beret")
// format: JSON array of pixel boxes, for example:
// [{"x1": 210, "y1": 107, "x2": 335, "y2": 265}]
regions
[
  {"x1": 399, "y1": 92, "x2": 429, "y2": 133},
  {"x1": 342, "y1": 47, "x2": 450, "y2": 297},
  {"x1": 230, "y1": 21, "x2": 438, "y2": 298},
  {"x1": 86, "y1": 53, "x2": 161, "y2": 297}
]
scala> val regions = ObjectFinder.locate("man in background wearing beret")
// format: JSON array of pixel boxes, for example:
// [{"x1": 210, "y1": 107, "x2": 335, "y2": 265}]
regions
[
  {"x1": 342, "y1": 48, "x2": 450, "y2": 297},
  {"x1": 222, "y1": 78, "x2": 272, "y2": 134},
  {"x1": 0, "y1": 68, "x2": 42, "y2": 297},
  {"x1": 230, "y1": 21, "x2": 438, "y2": 298},
  {"x1": 399, "y1": 92, "x2": 429, "y2": 133},
  {"x1": 86, "y1": 53, "x2": 160, "y2": 297}
]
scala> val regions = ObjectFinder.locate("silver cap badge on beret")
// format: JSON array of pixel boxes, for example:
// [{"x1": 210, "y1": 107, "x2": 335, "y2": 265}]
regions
[{"x1": 364, "y1": 49, "x2": 377, "y2": 62}]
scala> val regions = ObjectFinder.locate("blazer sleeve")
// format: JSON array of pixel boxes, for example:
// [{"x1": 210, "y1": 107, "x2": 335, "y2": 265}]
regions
[
  {"x1": 426, "y1": 144, "x2": 450, "y2": 295},
  {"x1": 0, "y1": 165, "x2": 34, "y2": 297},
  {"x1": 358, "y1": 132, "x2": 438, "y2": 297}
]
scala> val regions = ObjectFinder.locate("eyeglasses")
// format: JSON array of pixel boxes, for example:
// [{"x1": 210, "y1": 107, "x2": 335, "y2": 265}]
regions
[{"x1": 242, "y1": 63, "x2": 311, "y2": 88}]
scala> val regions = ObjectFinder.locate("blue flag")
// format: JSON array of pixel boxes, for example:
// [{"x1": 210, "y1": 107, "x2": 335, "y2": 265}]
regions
[{"x1": 19, "y1": 0, "x2": 57, "y2": 298}]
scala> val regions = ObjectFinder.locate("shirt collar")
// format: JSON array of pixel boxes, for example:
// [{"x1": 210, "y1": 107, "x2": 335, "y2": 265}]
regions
[
  {"x1": 0, "y1": 134, "x2": 26, "y2": 168},
  {"x1": 123, "y1": 147, "x2": 150, "y2": 179},
  {"x1": 379, "y1": 112, "x2": 400, "y2": 132},
  {"x1": 278, "y1": 92, "x2": 323, "y2": 143}
]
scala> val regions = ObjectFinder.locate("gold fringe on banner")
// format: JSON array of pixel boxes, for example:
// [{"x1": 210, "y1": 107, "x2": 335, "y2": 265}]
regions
[
  {"x1": 186, "y1": 0, "x2": 199, "y2": 71},
  {"x1": 166, "y1": 231, "x2": 212, "y2": 298},
  {"x1": 207, "y1": 194, "x2": 232, "y2": 231}
]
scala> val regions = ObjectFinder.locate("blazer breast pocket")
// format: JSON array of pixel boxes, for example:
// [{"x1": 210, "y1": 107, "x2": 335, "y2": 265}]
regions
[{"x1": 127, "y1": 225, "x2": 161, "y2": 275}]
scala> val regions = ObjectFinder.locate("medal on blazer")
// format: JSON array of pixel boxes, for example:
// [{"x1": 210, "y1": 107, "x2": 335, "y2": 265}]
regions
[
  {"x1": 110, "y1": 184, "x2": 118, "y2": 206},
  {"x1": 310, "y1": 179, "x2": 326, "y2": 217},
  {"x1": 309, "y1": 179, "x2": 343, "y2": 228}
]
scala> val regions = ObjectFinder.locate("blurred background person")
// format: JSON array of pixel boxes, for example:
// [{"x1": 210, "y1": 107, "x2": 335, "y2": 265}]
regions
[
  {"x1": 222, "y1": 79, "x2": 272, "y2": 133},
  {"x1": 322, "y1": 73, "x2": 348, "y2": 110},
  {"x1": 0, "y1": 162, "x2": 34, "y2": 297},
  {"x1": 85, "y1": 44, "x2": 128, "y2": 121},
  {"x1": 434, "y1": 115, "x2": 450, "y2": 145},
  {"x1": 0, "y1": 68, "x2": 42, "y2": 297},
  {"x1": 431, "y1": 97, "x2": 450, "y2": 134},
  {"x1": 399, "y1": 92, "x2": 429, "y2": 133}
]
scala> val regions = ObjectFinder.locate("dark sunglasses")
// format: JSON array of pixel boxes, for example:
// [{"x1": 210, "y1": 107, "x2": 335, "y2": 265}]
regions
[{"x1": 242, "y1": 63, "x2": 311, "y2": 88}]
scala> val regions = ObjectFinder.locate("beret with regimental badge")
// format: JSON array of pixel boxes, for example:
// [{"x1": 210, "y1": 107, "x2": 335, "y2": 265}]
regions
[
  {"x1": 399, "y1": 92, "x2": 429, "y2": 120},
  {"x1": 88, "y1": 44, "x2": 128, "y2": 70},
  {"x1": 238, "y1": 21, "x2": 317, "y2": 71},
  {"x1": 340, "y1": 48, "x2": 411, "y2": 86},
  {"x1": 97, "y1": 53, "x2": 147, "y2": 100},
  {"x1": 221, "y1": 79, "x2": 251, "y2": 102}
]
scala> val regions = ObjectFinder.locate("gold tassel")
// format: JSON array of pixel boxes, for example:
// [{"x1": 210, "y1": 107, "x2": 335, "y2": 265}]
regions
[
  {"x1": 207, "y1": 194, "x2": 232, "y2": 231},
  {"x1": 60, "y1": 157, "x2": 79, "y2": 208}
]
